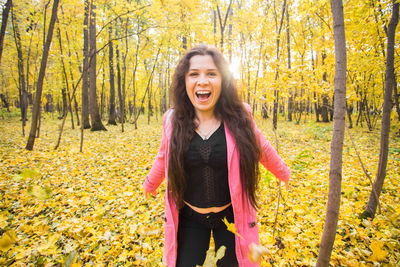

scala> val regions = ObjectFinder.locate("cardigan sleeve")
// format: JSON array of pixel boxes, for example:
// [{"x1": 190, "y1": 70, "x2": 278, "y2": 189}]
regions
[
  {"x1": 244, "y1": 103, "x2": 290, "y2": 188},
  {"x1": 143, "y1": 110, "x2": 170, "y2": 193}
]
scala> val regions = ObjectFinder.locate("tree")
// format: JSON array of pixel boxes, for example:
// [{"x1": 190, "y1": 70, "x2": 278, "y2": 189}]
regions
[
  {"x1": 272, "y1": 0, "x2": 286, "y2": 130},
  {"x1": 108, "y1": 26, "x2": 117, "y2": 125},
  {"x1": 11, "y1": 5, "x2": 27, "y2": 135},
  {"x1": 82, "y1": 0, "x2": 91, "y2": 129},
  {"x1": 215, "y1": 0, "x2": 233, "y2": 52},
  {"x1": 26, "y1": 0, "x2": 60, "y2": 150},
  {"x1": 362, "y1": 0, "x2": 399, "y2": 219},
  {"x1": 316, "y1": 0, "x2": 347, "y2": 265},
  {"x1": 0, "y1": 0, "x2": 12, "y2": 65},
  {"x1": 88, "y1": 1, "x2": 106, "y2": 131}
]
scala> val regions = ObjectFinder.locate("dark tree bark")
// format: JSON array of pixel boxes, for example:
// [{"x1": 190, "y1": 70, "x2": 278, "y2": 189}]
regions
[
  {"x1": 252, "y1": 41, "x2": 262, "y2": 114},
  {"x1": 0, "y1": 93, "x2": 10, "y2": 111},
  {"x1": 57, "y1": 25, "x2": 74, "y2": 128},
  {"x1": 88, "y1": 1, "x2": 106, "y2": 131},
  {"x1": 63, "y1": 27, "x2": 80, "y2": 126},
  {"x1": 316, "y1": 0, "x2": 347, "y2": 265},
  {"x1": 310, "y1": 48, "x2": 320, "y2": 122},
  {"x1": 273, "y1": 0, "x2": 286, "y2": 130},
  {"x1": 131, "y1": 18, "x2": 141, "y2": 130},
  {"x1": 132, "y1": 48, "x2": 160, "y2": 126},
  {"x1": 346, "y1": 101, "x2": 353, "y2": 129},
  {"x1": 26, "y1": 0, "x2": 59, "y2": 150},
  {"x1": 393, "y1": 74, "x2": 400, "y2": 121},
  {"x1": 286, "y1": 4, "x2": 293, "y2": 122},
  {"x1": 121, "y1": 18, "x2": 129, "y2": 133},
  {"x1": 362, "y1": 0, "x2": 399, "y2": 219},
  {"x1": 321, "y1": 52, "x2": 330, "y2": 122},
  {"x1": 82, "y1": 0, "x2": 91, "y2": 129},
  {"x1": 116, "y1": 41, "x2": 123, "y2": 123},
  {"x1": 11, "y1": 6, "x2": 27, "y2": 136},
  {"x1": 0, "y1": 0, "x2": 12, "y2": 65},
  {"x1": 215, "y1": 0, "x2": 233, "y2": 52},
  {"x1": 148, "y1": 68, "x2": 152, "y2": 125},
  {"x1": 57, "y1": 24, "x2": 75, "y2": 129},
  {"x1": 108, "y1": 26, "x2": 117, "y2": 125}
]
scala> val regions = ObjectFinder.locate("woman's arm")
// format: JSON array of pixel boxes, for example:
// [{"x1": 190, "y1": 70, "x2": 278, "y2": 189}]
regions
[
  {"x1": 244, "y1": 103, "x2": 290, "y2": 188},
  {"x1": 143, "y1": 110, "x2": 171, "y2": 194}
]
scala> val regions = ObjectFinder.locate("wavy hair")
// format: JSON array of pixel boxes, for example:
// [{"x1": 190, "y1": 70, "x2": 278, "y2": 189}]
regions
[{"x1": 168, "y1": 45, "x2": 261, "y2": 209}]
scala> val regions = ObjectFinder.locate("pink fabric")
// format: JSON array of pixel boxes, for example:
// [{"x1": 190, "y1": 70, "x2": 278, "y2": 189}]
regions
[{"x1": 144, "y1": 103, "x2": 290, "y2": 266}]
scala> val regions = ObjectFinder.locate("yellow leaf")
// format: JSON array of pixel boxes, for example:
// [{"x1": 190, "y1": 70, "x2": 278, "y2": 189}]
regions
[
  {"x1": 28, "y1": 185, "x2": 52, "y2": 200},
  {"x1": 222, "y1": 217, "x2": 244, "y2": 240},
  {"x1": 0, "y1": 212, "x2": 8, "y2": 229},
  {"x1": 369, "y1": 240, "x2": 387, "y2": 262},
  {"x1": 0, "y1": 229, "x2": 17, "y2": 252},
  {"x1": 37, "y1": 233, "x2": 60, "y2": 255},
  {"x1": 248, "y1": 243, "x2": 269, "y2": 263},
  {"x1": 196, "y1": 246, "x2": 226, "y2": 267}
]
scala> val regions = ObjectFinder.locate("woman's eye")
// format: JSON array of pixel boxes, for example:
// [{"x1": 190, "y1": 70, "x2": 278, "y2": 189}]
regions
[
  {"x1": 208, "y1": 72, "x2": 217, "y2": 76},
  {"x1": 189, "y1": 72, "x2": 198, "y2": 76}
]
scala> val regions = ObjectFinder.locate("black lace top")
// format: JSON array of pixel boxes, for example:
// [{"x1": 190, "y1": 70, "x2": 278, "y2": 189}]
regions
[{"x1": 183, "y1": 123, "x2": 231, "y2": 208}]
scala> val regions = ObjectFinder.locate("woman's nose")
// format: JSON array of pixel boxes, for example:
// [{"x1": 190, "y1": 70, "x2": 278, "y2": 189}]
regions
[{"x1": 197, "y1": 74, "x2": 209, "y2": 85}]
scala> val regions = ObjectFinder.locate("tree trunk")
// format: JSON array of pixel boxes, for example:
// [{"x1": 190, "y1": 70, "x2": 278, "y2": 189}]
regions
[
  {"x1": 286, "y1": 4, "x2": 293, "y2": 122},
  {"x1": 393, "y1": 73, "x2": 400, "y2": 121},
  {"x1": 11, "y1": 6, "x2": 27, "y2": 136},
  {"x1": 61, "y1": 11, "x2": 80, "y2": 126},
  {"x1": 0, "y1": 0, "x2": 12, "y2": 65},
  {"x1": 57, "y1": 25, "x2": 74, "y2": 129},
  {"x1": 215, "y1": 0, "x2": 233, "y2": 52},
  {"x1": 0, "y1": 93, "x2": 10, "y2": 111},
  {"x1": 346, "y1": 102, "x2": 353, "y2": 129},
  {"x1": 362, "y1": 0, "x2": 399, "y2": 219},
  {"x1": 108, "y1": 26, "x2": 117, "y2": 125},
  {"x1": 132, "y1": 24, "x2": 140, "y2": 130},
  {"x1": 89, "y1": 1, "x2": 106, "y2": 131},
  {"x1": 121, "y1": 18, "x2": 128, "y2": 133},
  {"x1": 316, "y1": 0, "x2": 347, "y2": 265},
  {"x1": 82, "y1": 0, "x2": 91, "y2": 129},
  {"x1": 132, "y1": 48, "x2": 161, "y2": 126},
  {"x1": 273, "y1": 0, "x2": 286, "y2": 130},
  {"x1": 26, "y1": 0, "x2": 59, "y2": 150},
  {"x1": 116, "y1": 42, "x2": 123, "y2": 124},
  {"x1": 321, "y1": 53, "x2": 329, "y2": 122}
]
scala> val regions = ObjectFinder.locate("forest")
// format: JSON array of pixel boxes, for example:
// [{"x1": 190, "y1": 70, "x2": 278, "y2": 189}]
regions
[{"x1": 0, "y1": 0, "x2": 399, "y2": 266}]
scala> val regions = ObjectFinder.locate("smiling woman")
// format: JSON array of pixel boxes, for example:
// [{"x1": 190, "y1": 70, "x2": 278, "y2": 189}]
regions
[
  {"x1": 185, "y1": 55, "x2": 222, "y2": 119},
  {"x1": 144, "y1": 44, "x2": 290, "y2": 267}
]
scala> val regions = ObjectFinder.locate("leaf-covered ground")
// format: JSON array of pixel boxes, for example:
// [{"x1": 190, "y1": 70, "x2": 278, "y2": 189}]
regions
[{"x1": 0, "y1": 113, "x2": 399, "y2": 266}]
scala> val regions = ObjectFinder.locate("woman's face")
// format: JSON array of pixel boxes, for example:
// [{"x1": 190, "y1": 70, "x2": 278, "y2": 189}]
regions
[{"x1": 185, "y1": 55, "x2": 222, "y2": 116}]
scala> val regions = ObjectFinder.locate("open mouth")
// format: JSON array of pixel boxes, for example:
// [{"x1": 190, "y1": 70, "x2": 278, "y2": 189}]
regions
[{"x1": 196, "y1": 91, "x2": 211, "y2": 101}]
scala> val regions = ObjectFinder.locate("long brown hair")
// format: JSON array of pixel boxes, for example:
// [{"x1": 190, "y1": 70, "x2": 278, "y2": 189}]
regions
[{"x1": 168, "y1": 45, "x2": 261, "y2": 209}]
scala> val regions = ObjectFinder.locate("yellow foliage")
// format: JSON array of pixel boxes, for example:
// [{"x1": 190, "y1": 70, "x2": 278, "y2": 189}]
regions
[
  {"x1": 222, "y1": 216, "x2": 244, "y2": 240},
  {"x1": 0, "y1": 115, "x2": 399, "y2": 265},
  {"x1": 369, "y1": 240, "x2": 388, "y2": 262},
  {"x1": 0, "y1": 229, "x2": 17, "y2": 252}
]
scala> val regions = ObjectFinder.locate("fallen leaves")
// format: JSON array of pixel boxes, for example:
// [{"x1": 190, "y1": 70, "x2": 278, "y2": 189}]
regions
[
  {"x1": 0, "y1": 229, "x2": 17, "y2": 252},
  {"x1": 369, "y1": 240, "x2": 388, "y2": 262},
  {"x1": 0, "y1": 115, "x2": 399, "y2": 265}
]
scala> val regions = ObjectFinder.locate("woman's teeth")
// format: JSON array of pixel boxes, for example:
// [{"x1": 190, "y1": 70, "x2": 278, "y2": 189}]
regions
[{"x1": 196, "y1": 91, "x2": 211, "y2": 100}]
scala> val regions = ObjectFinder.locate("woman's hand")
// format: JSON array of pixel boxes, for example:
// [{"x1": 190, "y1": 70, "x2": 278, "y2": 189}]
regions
[
  {"x1": 284, "y1": 181, "x2": 290, "y2": 190},
  {"x1": 145, "y1": 189, "x2": 157, "y2": 198}
]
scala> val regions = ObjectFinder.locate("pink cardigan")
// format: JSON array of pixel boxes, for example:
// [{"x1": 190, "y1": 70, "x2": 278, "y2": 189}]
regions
[{"x1": 144, "y1": 103, "x2": 290, "y2": 266}]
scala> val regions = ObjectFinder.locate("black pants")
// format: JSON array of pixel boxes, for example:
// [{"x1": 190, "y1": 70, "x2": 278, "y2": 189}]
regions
[{"x1": 176, "y1": 204, "x2": 239, "y2": 267}]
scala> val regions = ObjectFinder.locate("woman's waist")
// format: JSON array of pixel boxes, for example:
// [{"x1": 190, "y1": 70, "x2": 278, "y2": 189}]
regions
[{"x1": 183, "y1": 201, "x2": 231, "y2": 214}]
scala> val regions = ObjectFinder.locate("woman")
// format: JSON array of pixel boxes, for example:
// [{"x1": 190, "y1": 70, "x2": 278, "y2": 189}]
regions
[{"x1": 144, "y1": 45, "x2": 290, "y2": 267}]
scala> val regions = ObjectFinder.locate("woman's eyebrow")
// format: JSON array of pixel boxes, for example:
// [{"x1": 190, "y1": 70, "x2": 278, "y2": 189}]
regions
[{"x1": 188, "y1": 68, "x2": 218, "y2": 71}]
